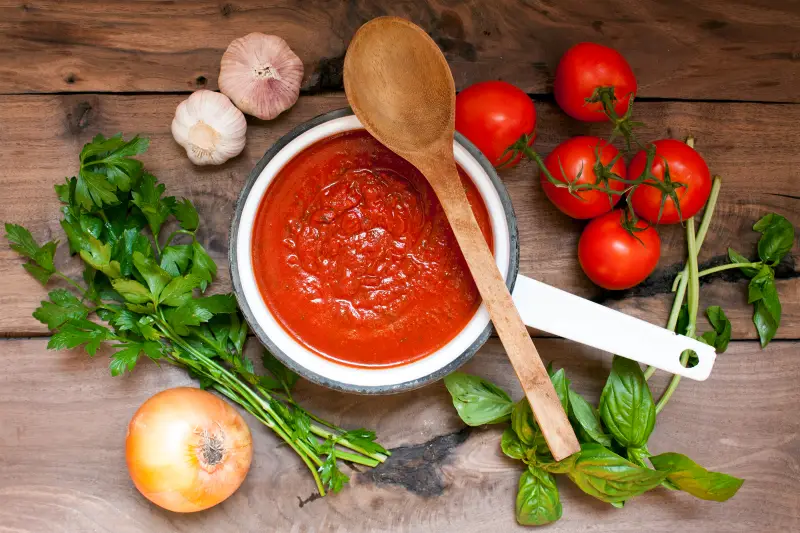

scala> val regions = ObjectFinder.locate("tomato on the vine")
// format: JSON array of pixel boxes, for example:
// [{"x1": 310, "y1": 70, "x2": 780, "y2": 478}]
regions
[
  {"x1": 628, "y1": 139, "x2": 712, "y2": 224},
  {"x1": 578, "y1": 210, "x2": 661, "y2": 290},
  {"x1": 455, "y1": 81, "x2": 536, "y2": 167},
  {"x1": 540, "y1": 136, "x2": 626, "y2": 219},
  {"x1": 554, "y1": 43, "x2": 637, "y2": 123}
]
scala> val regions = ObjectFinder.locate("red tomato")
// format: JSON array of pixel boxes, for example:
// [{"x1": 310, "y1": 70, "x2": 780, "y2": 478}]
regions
[
  {"x1": 541, "y1": 136, "x2": 626, "y2": 219},
  {"x1": 455, "y1": 81, "x2": 536, "y2": 167},
  {"x1": 578, "y1": 210, "x2": 661, "y2": 290},
  {"x1": 554, "y1": 43, "x2": 637, "y2": 122},
  {"x1": 628, "y1": 139, "x2": 712, "y2": 224}
]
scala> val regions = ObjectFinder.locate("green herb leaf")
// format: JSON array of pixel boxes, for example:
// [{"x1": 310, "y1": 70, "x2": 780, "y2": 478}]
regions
[
  {"x1": 537, "y1": 454, "x2": 578, "y2": 475},
  {"x1": 747, "y1": 265, "x2": 781, "y2": 347},
  {"x1": 627, "y1": 446, "x2": 650, "y2": 468},
  {"x1": 754, "y1": 299, "x2": 780, "y2": 347},
  {"x1": 5, "y1": 223, "x2": 58, "y2": 284},
  {"x1": 262, "y1": 351, "x2": 300, "y2": 392},
  {"x1": 340, "y1": 428, "x2": 389, "y2": 456},
  {"x1": 33, "y1": 289, "x2": 89, "y2": 329},
  {"x1": 599, "y1": 356, "x2": 656, "y2": 449},
  {"x1": 80, "y1": 134, "x2": 149, "y2": 192},
  {"x1": 753, "y1": 213, "x2": 795, "y2": 264},
  {"x1": 567, "y1": 444, "x2": 667, "y2": 504},
  {"x1": 166, "y1": 294, "x2": 237, "y2": 335},
  {"x1": 109, "y1": 340, "x2": 163, "y2": 376},
  {"x1": 549, "y1": 368, "x2": 570, "y2": 414},
  {"x1": 48, "y1": 319, "x2": 116, "y2": 356},
  {"x1": 79, "y1": 234, "x2": 121, "y2": 279},
  {"x1": 159, "y1": 274, "x2": 201, "y2": 307},
  {"x1": 75, "y1": 169, "x2": 119, "y2": 210},
  {"x1": 568, "y1": 388, "x2": 612, "y2": 447},
  {"x1": 111, "y1": 279, "x2": 151, "y2": 304},
  {"x1": 649, "y1": 452, "x2": 744, "y2": 502},
  {"x1": 705, "y1": 306, "x2": 732, "y2": 352},
  {"x1": 444, "y1": 373, "x2": 513, "y2": 426},
  {"x1": 727, "y1": 248, "x2": 760, "y2": 278},
  {"x1": 173, "y1": 198, "x2": 199, "y2": 232},
  {"x1": 501, "y1": 427, "x2": 525, "y2": 460},
  {"x1": 516, "y1": 466, "x2": 562, "y2": 526},
  {"x1": 190, "y1": 240, "x2": 217, "y2": 292},
  {"x1": 132, "y1": 251, "x2": 172, "y2": 300},
  {"x1": 160, "y1": 244, "x2": 193, "y2": 277},
  {"x1": 511, "y1": 398, "x2": 540, "y2": 446},
  {"x1": 131, "y1": 173, "x2": 176, "y2": 238},
  {"x1": 319, "y1": 452, "x2": 349, "y2": 493},
  {"x1": 229, "y1": 313, "x2": 248, "y2": 354}
]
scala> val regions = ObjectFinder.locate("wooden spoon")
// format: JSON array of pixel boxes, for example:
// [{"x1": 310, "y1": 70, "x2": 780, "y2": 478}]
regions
[{"x1": 344, "y1": 17, "x2": 580, "y2": 460}]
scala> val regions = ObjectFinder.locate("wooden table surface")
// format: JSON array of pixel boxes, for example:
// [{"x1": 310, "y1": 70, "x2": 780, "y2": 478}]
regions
[{"x1": 1, "y1": 2, "x2": 798, "y2": 532}]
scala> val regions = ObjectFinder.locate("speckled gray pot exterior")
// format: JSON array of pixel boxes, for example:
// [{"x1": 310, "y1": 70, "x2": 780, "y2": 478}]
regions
[{"x1": 229, "y1": 108, "x2": 519, "y2": 395}]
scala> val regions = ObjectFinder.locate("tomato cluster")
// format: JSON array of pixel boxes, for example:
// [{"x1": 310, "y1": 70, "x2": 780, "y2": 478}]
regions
[{"x1": 455, "y1": 43, "x2": 713, "y2": 291}]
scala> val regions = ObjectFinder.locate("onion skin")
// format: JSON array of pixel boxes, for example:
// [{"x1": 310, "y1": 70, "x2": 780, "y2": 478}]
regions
[{"x1": 125, "y1": 387, "x2": 253, "y2": 512}]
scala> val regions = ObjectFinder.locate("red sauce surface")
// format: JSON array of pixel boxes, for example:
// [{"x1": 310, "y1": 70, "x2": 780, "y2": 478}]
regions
[{"x1": 252, "y1": 131, "x2": 493, "y2": 368}]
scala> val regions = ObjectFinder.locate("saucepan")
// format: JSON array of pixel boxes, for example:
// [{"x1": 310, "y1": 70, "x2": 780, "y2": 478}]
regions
[{"x1": 230, "y1": 109, "x2": 715, "y2": 394}]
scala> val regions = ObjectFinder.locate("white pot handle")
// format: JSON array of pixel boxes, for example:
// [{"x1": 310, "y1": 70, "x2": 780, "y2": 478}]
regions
[{"x1": 511, "y1": 275, "x2": 716, "y2": 381}]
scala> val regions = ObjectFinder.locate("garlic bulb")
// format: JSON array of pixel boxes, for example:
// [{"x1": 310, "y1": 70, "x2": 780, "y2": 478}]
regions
[
  {"x1": 171, "y1": 90, "x2": 247, "y2": 166},
  {"x1": 219, "y1": 33, "x2": 304, "y2": 120}
]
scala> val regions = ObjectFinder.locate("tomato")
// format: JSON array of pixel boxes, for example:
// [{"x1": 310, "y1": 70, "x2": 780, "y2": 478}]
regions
[
  {"x1": 628, "y1": 139, "x2": 712, "y2": 224},
  {"x1": 540, "y1": 136, "x2": 626, "y2": 219},
  {"x1": 455, "y1": 81, "x2": 536, "y2": 167},
  {"x1": 578, "y1": 210, "x2": 661, "y2": 290},
  {"x1": 554, "y1": 43, "x2": 637, "y2": 122},
  {"x1": 126, "y1": 387, "x2": 253, "y2": 513}
]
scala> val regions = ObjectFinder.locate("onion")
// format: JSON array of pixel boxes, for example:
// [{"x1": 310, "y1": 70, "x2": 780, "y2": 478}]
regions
[{"x1": 125, "y1": 387, "x2": 253, "y2": 512}]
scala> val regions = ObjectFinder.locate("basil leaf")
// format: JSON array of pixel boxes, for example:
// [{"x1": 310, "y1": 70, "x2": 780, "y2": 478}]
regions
[
  {"x1": 512, "y1": 398, "x2": 539, "y2": 446},
  {"x1": 703, "y1": 306, "x2": 732, "y2": 352},
  {"x1": 538, "y1": 453, "x2": 577, "y2": 474},
  {"x1": 675, "y1": 303, "x2": 690, "y2": 335},
  {"x1": 627, "y1": 446, "x2": 650, "y2": 468},
  {"x1": 567, "y1": 444, "x2": 667, "y2": 504},
  {"x1": 443, "y1": 373, "x2": 513, "y2": 426},
  {"x1": 569, "y1": 388, "x2": 612, "y2": 447},
  {"x1": 649, "y1": 453, "x2": 744, "y2": 502},
  {"x1": 753, "y1": 213, "x2": 795, "y2": 264},
  {"x1": 516, "y1": 466, "x2": 562, "y2": 526},
  {"x1": 599, "y1": 356, "x2": 656, "y2": 449},
  {"x1": 754, "y1": 299, "x2": 780, "y2": 347},
  {"x1": 501, "y1": 427, "x2": 525, "y2": 460},
  {"x1": 747, "y1": 265, "x2": 773, "y2": 304},
  {"x1": 727, "y1": 248, "x2": 760, "y2": 278},
  {"x1": 549, "y1": 368, "x2": 570, "y2": 414}
]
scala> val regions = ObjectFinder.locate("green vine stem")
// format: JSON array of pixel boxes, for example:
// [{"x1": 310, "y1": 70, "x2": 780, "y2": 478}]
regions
[
  {"x1": 644, "y1": 175, "x2": 722, "y2": 381},
  {"x1": 655, "y1": 217, "x2": 699, "y2": 414},
  {"x1": 697, "y1": 262, "x2": 761, "y2": 278}
]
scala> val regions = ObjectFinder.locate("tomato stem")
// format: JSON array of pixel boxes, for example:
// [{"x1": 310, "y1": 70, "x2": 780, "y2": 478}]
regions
[{"x1": 587, "y1": 86, "x2": 644, "y2": 152}]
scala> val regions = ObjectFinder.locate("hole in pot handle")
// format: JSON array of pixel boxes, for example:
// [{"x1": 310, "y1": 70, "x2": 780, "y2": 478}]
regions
[{"x1": 510, "y1": 275, "x2": 716, "y2": 381}]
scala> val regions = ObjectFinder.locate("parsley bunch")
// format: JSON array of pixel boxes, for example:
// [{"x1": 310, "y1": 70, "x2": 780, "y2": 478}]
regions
[{"x1": 5, "y1": 133, "x2": 389, "y2": 496}]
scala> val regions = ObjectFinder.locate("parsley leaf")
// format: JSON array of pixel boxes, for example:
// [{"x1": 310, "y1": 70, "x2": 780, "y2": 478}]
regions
[
  {"x1": 166, "y1": 294, "x2": 237, "y2": 335},
  {"x1": 131, "y1": 173, "x2": 175, "y2": 238},
  {"x1": 319, "y1": 451, "x2": 349, "y2": 493},
  {"x1": 160, "y1": 244, "x2": 192, "y2": 277},
  {"x1": 159, "y1": 274, "x2": 201, "y2": 307},
  {"x1": 132, "y1": 251, "x2": 172, "y2": 301},
  {"x1": 4, "y1": 223, "x2": 58, "y2": 284},
  {"x1": 48, "y1": 319, "x2": 116, "y2": 356},
  {"x1": 190, "y1": 240, "x2": 217, "y2": 292},
  {"x1": 262, "y1": 351, "x2": 299, "y2": 392},
  {"x1": 340, "y1": 428, "x2": 389, "y2": 456},
  {"x1": 111, "y1": 278, "x2": 151, "y2": 304},
  {"x1": 173, "y1": 198, "x2": 199, "y2": 232},
  {"x1": 33, "y1": 289, "x2": 89, "y2": 329},
  {"x1": 109, "y1": 340, "x2": 163, "y2": 376}
]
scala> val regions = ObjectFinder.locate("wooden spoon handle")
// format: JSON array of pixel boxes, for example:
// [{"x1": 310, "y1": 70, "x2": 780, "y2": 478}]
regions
[{"x1": 423, "y1": 159, "x2": 580, "y2": 461}]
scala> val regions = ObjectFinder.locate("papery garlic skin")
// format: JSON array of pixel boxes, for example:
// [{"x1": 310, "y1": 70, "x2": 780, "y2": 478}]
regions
[
  {"x1": 171, "y1": 90, "x2": 247, "y2": 166},
  {"x1": 219, "y1": 33, "x2": 304, "y2": 120}
]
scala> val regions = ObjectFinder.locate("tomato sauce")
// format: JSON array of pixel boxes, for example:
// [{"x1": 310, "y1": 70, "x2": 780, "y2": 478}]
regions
[{"x1": 252, "y1": 131, "x2": 493, "y2": 368}]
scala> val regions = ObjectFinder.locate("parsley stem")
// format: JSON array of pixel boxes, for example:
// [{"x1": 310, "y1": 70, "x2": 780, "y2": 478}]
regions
[
  {"x1": 308, "y1": 424, "x2": 389, "y2": 463},
  {"x1": 55, "y1": 271, "x2": 91, "y2": 300},
  {"x1": 162, "y1": 229, "x2": 194, "y2": 249},
  {"x1": 644, "y1": 176, "x2": 722, "y2": 381},
  {"x1": 697, "y1": 262, "x2": 761, "y2": 277}
]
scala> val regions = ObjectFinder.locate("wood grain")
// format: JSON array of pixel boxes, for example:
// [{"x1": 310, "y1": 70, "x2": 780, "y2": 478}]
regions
[
  {"x1": 1, "y1": 1, "x2": 800, "y2": 101},
  {"x1": 0, "y1": 94, "x2": 797, "y2": 338},
  {"x1": 0, "y1": 336, "x2": 797, "y2": 532}
]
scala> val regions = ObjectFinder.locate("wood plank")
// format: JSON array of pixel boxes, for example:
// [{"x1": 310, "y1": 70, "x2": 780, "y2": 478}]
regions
[
  {"x1": 0, "y1": 337, "x2": 797, "y2": 532},
  {"x1": 0, "y1": 94, "x2": 797, "y2": 338},
  {"x1": 1, "y1": 1, "x2": 800, "y2": 101}
]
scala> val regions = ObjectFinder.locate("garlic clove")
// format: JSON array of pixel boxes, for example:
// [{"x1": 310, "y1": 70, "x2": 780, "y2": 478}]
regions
[
  {"x1": 171, "y1": 90, "x2": 247, "y2": 166},
  {"x1": 219, "y1": 33, "x2": 304, "y2": 121}
]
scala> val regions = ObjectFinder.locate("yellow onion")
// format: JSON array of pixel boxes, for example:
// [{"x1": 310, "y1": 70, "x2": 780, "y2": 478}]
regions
[{"x1": 125, "y1": 387, "x2": 253, "y2": 512}]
